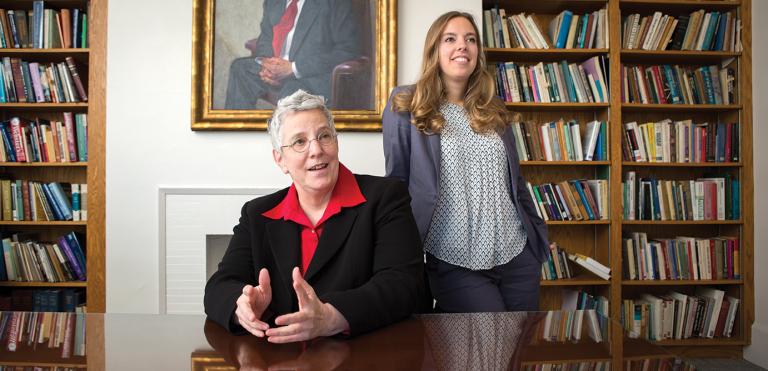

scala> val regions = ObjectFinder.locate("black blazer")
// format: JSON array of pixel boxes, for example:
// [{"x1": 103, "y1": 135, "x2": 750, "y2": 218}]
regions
[{"x1": 204, "y1": 174, "x2": 425, "y2": 336}]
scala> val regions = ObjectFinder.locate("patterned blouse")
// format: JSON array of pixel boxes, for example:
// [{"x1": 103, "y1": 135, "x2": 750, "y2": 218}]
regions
[{"x1": 423, "y1": 102, "x2": 527, "y2": 270}]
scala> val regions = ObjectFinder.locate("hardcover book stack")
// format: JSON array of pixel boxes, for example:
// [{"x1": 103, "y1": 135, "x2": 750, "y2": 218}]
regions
[
  {"x1": 0, "y1": 2, "x2": 88, "y2": 49},
  {"x1": 0, "y1": 114, "x2": 87, "y2": 163},
  {"x1": 622, "y1": 120, "x2": 739, "y2": 163},
  {"x1": 622, "y1": 287, "x2": 740, "y2": 340},
  {"x1": 622, "y1": 172, "x2": 740, "y2": 221},
  {"x1": 527, "y1": 179, "x2": 609, "y2": 221},
  {"x1": 625, "y1": 359, "x2": 696, "y2": 371},
  {"x1": 512, "y1": 119, "x2": 607, "y2": 162},
  {"x1": 536, "y1": 289, "x2": 609, "y2": 343},
  {"x1": 621, "y1": 64, "x2": 735, "y2": 105},
  {"x1": 483, "y1": 8, "x2": 551, "y2": 49},
  {"x1": 548, "y1": 8, "x2": 610, "y2": 49},
  {"x1": 622, "y1": 10, "x2": 741, "y2": 51},
  {"x1": 622, "y1": 232, "x2": 740, "y2": 281},
  {"x1": 541, "y1": 242, "x2": 573, "y2": 280},
  {"x1": 494, "y1": 56, "x2": 609, "y2": 103},
  {"x1": 0, "y1": 288, "x2": 84, "y2": 312}
]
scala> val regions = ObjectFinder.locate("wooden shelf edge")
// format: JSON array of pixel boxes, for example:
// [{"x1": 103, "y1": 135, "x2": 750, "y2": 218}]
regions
[
  {"x1": 0, "y1": 221, "x2": 88, "y2": 226},
  {"x1": 621, "y1": 220, "x2": 742, "y2": 225},
  {"x1": 621, "y1": 279, "x2": 743, "y2": 285},
  {"x1": 0, "y1": 281, "x2": 88, "y2": 287},
  {"x1": 547, "y1": 220, "x2": 611, "y2": 225},
  {"x1": 0, "y1": 48, "x2": 90, "y2": 53},
  {"x1": 0, "y1": 162, "x2": 87, "y2": 167},
  {"x1": 522, "y1": 161, "x2": 611, "y2": 166},
  {"x1": 621, "y1": 162, "x2": 741, "y2": 167},
  {"x1": 621, "y1": 103, "x2": 741, "y2": 110}
]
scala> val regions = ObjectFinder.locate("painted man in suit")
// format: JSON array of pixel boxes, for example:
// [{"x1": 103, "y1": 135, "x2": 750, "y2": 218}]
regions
[
  {"x1": 224, "y1": 0, "x2": 361, "y2": 109},
  {"x1": 205, "y1": 90, "x2": 426, "y2": 342}
]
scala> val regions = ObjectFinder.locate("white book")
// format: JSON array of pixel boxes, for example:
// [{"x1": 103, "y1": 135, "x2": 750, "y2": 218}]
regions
[
  {"x1": 695, "y1": 287, "x2": 725, "y2": 338},
  {"x1": 667, "y1": 291, "x2": 690, "y2": 339},
  {"x1": 570, "y1": 122, "x2": 583, "y2": 161},
  {"x1": 642, "y1": 12, "x2": 663, "y2": 50},
  {"x1": 483, "y1": 10, "x2": 496, "y2": 48},
  {"x1": 566, "y1": 14, "x2": 580, "y2": 48},
  {"x1": 526, "y1": 15, "x2": 550, "y2": 49},
  {"x1": 526, "y1": 182, "x2": 544, "y2": 219},
  {"x1": 724, "y1": 296, "x2": 740, "y2": 337},
  {"x1": 80, "y1": 183, "x2": 88, "y2": 221},
  {"x1": 505, "y1": 62, "x2": 521, "y2": 102},
  {"x1": 540, "y1": 123, "x2": 553, "y2": 161},
  {"x1": 582, "y1": 120, "x2": 601, "y2": 161}
]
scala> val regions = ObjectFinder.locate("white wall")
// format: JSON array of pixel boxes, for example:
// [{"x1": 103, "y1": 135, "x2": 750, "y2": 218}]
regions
[
  {"x1": 745, "y1": 0, "x2": 767, "y2": 367},
  {"x1": 106, "y1": 0, "x2": 480, "y2": 313}
]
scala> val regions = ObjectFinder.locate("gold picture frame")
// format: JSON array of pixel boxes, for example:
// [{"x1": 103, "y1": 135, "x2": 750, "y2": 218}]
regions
[{"x1": 191, "y1": 0, "x2": 397, "y2": 131}]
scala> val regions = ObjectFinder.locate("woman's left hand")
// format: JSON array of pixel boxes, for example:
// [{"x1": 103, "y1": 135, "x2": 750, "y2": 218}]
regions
[{"x1": 265, "y1": 267, "x2": 349, "y2": 343}]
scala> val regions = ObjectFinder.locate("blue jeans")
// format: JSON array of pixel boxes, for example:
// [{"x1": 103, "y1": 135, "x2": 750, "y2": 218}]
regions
[{"x1": 426, "y1": 244, "x2": 541, "y2": 313}]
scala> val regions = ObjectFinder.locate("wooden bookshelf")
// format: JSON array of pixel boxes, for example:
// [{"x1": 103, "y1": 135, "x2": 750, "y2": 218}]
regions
[
  {"x1": 0, "y1": 0, "x2": 106, "y2": 319},
  {"x1": 483, "y1": 0, "x2": 753, "y2": 363}
]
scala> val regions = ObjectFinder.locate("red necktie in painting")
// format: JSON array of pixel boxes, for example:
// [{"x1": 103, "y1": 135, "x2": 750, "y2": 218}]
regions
[{"x1": 272, "y1": 0, "x2": 299, "y2": 57}]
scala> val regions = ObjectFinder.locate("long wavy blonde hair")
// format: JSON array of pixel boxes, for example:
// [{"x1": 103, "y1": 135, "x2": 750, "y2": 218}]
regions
[{"x1": 392, "y1": 11, "x2": 510, "y2": 134}]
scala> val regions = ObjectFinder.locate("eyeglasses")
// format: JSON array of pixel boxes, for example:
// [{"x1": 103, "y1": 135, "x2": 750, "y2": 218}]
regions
[{"x1": 281, "y1": 130, "x2": 337, "y2": 153}]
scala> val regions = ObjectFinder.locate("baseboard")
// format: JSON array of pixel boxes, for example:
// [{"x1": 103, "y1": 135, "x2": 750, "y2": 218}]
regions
[{"x1": 745, "y1": 324, "x2": 768, "y2": 368}]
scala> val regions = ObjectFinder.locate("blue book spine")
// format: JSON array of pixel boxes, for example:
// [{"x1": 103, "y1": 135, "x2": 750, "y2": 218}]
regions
[
  {"x1": 578, "y1": 14, "x2": 589, "y2": 48},
  {"x1": 701, "y1": 67, "x2": 716, "y2": 104},
  {"x1": 713, "y1": 12, "x2": 728, "y2": 51},
  {"x1": 42, "y1": 183, "x2": 64, "y2": 220},
  {"x1": 705, "y1": 12, "x2": 720, "y2": 50},
  {"x1": 0, "y1": 123, "x2": 16, "y2": 162},
  {"x1": 0, "y1": 65, "x2": 6, "y2": 103},
  {"x1": 716, "y1": 123, "x2": 726, "y2": 162},
  {"x1": 557, "y1": 11, "x2": 573, "y2": 48},
  {"x1": 650, "y1": 179, "x2": 661, "y2": 220},
  {"x1": 662, "y1": 65, "x2": 682, "y2": 104},
  {"x1": 48, "y1": 182, "x2": 73, "y2": 221},
  {"x1": 65, "y1": 233, "x2": 86, "y2": 275},
  {"x1": 58, "y1": 236, "x2": 85, "y2": 281},
  {"x1": 650, "y1": 243, "x2": 659, "y2": 279}
]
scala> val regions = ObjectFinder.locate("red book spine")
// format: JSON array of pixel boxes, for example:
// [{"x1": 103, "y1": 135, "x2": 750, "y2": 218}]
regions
[
  {"x1": 21, "y1": 180, "x2": 30, "y2": 221},
  {"x1": 9, "y1": 117, "x2": 27, "y2": 162},
  {"x1": 652, "y1": 66, "x2": 667, "y2": 104},
  {"x1": 9, "y1": 58, "x2": 26, "y2": 103},
  {"x1": 61, "y1": 312, "x2": 75, "y2": 358},
  {"x1": 714, "y1": 299, "x2": 730, "y2": 337},
  {"x1": 710, "y1": 240, "x2": 717, "y2": 280},
  {"x1": 6, "y1": 311, "x2": 20, "y2": 351},
  {"x1": 724, "y1": 122, "x2": 733, "y2": 162},
  {"x1": 63, "y1": 113, "x2": 78, "y2": 162},
  {"x1": 687, "y1": 241, "x2": 696, "y2": 280}
]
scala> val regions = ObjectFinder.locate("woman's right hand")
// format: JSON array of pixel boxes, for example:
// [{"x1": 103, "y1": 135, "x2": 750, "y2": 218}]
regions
[{"x1": 235, "y1": 268, "x2": 273, "y2": 337}]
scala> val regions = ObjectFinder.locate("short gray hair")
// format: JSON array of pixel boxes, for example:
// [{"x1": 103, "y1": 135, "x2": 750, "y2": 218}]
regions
[{"x1": 268, "y1": 89, "x2": 336, "y2": 152}]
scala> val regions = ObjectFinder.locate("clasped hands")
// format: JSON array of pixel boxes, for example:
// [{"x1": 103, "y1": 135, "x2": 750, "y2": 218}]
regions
[
  {"x1": 235, "y1": 267, "x2": 349, "y2": 343},
  {"x1": 259, "y1": 58, "x2": 293, "y2": 86}
]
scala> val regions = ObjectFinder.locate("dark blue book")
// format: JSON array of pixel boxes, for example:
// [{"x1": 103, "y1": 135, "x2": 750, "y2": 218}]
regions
[
  {"x1": 650, "y1": 178, "x2": 661, "y2": 221},
  {"x1": 555, "y1": 11, "x2": 573, "y2": 48},
  {"x1": 41, "y1": 183, "x2": 64, "y2": 220},
  {"x1": 716, "y1": 123, "x2": 727, "y2": 162},
  {"x1": 650, "y1": 242, "x2": 660, "y2": 279},
  {"x1": 65, "y1": 232, "x2": 86, "y2": 275},
  {"x1": 713, "y1": 12, "x2": 728, "y2": 51},
  {"x1": 701, "y1": 12, "x2": 720, "y2": 51},
  {"x1": 570, "y1": 180, "x2": 595, "y2": 220},
  {"x1": 731, "y1": 179, "x2": 740, "y2": 220}
]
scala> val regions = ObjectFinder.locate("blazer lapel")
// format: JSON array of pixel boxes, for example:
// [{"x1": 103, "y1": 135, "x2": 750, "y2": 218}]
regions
[
  {"x1": 265, "y1": 219, "x2": 301, "y2": 300},
  {"x1": 500, "y1": 127, "x2": 520, "y2": 201},
  {"x1": 304, "y1": 208, "x2": 358, "y2": 282},
  {"x1": 288, "y1": 0, "x2": 320, "y2": 58}
]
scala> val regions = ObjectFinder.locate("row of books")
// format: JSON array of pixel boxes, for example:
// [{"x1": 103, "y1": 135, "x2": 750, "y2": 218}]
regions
[
  {"x1": 548, "y1": 8, "x2": 610, "y2": 49},
  {"x1": 621, "y1": 64, "x2": 735, "y2": 105},
  {"x1": 0, "y1": 4, "x2": 87, "y2": 49},
  {"x1": 622, "y1": 10, "x2": 741, "y2": 52},
  {"x1": 483, "y1": 9, "x2": 550, "y2": 49},
  {"x1": 0, "y1": 180, "x2": 86, "y2": 222},
  {"x1": 0, "y1": 310, "x2": 86, "y2": 358},
  {"x1": 0, "y1": 56, "x2": 88, "y2": 103},
  {"x1": 0, "y1": 115, "x2": 88, "y2": 163},
  {"x1": 622, "y1": 287, "x2": 739, "y2": 340},
  {"x1": 541, "y1": 242, "x2": 611, "y2": 281},
  {"x1": 625, "y1": 359, "x2": 695, "y2": 371},
  {"x1": 523, "y1": 362, "x2": 609, "y2": 371},
  {"x1": 538, "y1": 289, "x2": 609, "y2": 343},
  {"x1": 0, "y1": 288, "x2": 83, "y2": 312},
  {"x1": 0, "y1": 232, "x2": 87, "y2": 282},
  {"x1": 494, "y1": 56, "x2": 609, "y2": 103},
  {"x1": 622, "y1": 233, "x2": 740, "y2": 281},
  {"x1": 527, "y1": 179, "x2": 609, "y2": 221},
  {"x1": 622, "y1": 172, "x2": 740, "y2": 221},
  {"x1": 512, "y1": 120, "x2": 607, "y2": 162},
  {"x1": 622, "y1": 120, "x2": 739, "y2": 163},
  {"x1": 0, "y1": 367, "x2": 85, "y2": 371}
]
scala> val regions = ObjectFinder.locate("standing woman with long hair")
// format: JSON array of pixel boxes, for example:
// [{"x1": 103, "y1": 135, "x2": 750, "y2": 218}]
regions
[{"x1": 383, "y1": 11, "x2": 549, "y2": 312}]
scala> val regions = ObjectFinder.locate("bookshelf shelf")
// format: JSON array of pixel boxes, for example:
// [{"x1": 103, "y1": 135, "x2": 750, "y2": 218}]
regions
[
  {"x1": 621, "y1": 220, "x2": 742, "y2": 225},
  {"x1": 0, "y1": 362, "x2": 86, "y2": 368},
  {"x1": 519, "y1": 342, "x2": 612, "y2": 363},
  {"x1": 0, "y1": 103, "x2": 89, "y2": 109},
  {"x1": 0, "y1": 48, "x2": 89, "y2": 54},
  {"x1": 505, "y1": 102, "x2": 609, "y2": 111},
  {"x1": 619, "y1": 0, "x2": 741, "y2": 12},
  {"x1": 0, "y1": 221, "x2": 88, "y2": 226},
  {"x1": 486, "y1": 48, "x2": 608, "y2": 62},
  {"x1": 542, "y1": 276, "x2": 611, "y2": 286},
  {"x1": 0, "y1": 281, "x2": 87, "y2": 288},
  {"x1": 546, "y1": 220, "x2": 611, "y2": 225},
  {"x1": 622, "y1": 279, "x2": 743, "y2": 286},
  {"x1": 483, "y1": 0, "x2": 608, "y2": 14},
  {"x1": 620, "y1": 49, "x2": 741, "y2": 64},
  {"x1": 632, "y1": 338, "x2": 747, "y2": 347},
  {"x1": 522, "y1": 161, "x2": 611, "y2": 166},
  {"x1": 0, "y1": 162, "x2": 87, "y2": 167},
  {"x1": 621, "y1": 103, "x2": 741, "y2": 111},
  {"x1": 621, "y1": 162, "x2": 741, "y2": 167}
]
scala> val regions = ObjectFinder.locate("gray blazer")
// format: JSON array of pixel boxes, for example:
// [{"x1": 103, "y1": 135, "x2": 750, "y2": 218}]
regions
[{"x1": 382, "y1": 86, "x2": 550, "y2": 263}]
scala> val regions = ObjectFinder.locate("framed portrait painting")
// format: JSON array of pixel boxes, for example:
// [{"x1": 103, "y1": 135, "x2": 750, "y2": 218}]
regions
[{"x1": 191, "y1": 0, "x2": 396, "y2": 131}]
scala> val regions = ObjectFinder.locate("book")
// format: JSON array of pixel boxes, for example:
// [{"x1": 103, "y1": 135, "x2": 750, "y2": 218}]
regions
[{"x1": 568, "y1": 253, "x2": 610, "y2": 280}]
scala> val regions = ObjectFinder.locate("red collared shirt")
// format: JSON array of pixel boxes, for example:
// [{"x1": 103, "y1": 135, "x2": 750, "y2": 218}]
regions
[{"x1": 262, "y1": 163, "x2": 366, "y2": 275}]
